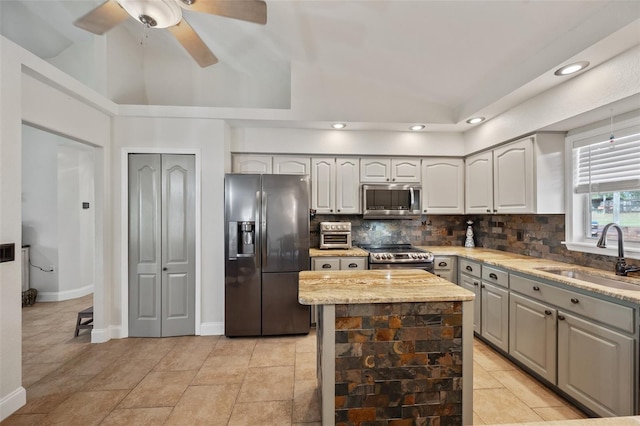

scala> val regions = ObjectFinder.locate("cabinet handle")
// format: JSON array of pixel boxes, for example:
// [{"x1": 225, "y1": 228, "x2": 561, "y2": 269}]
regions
[
  {"x1": 570, "y1": 298, "x2": 579, "y2": 304},
  {"x1": 438, "y1": 261, "x2": 447, "y2": 267},
  {"x1": 481, "y1": 284, "x2": 485, "y2": 288},
  {"x1": 392, "y1": 178, "x2": 396, "y2": 181},
  {"x1": 436, "y1": 274, "x2": 441, "y2": 277},
  {"x1": 348, "y1": 263, "x2": 358, "y2": 268},
  {"x1": 329, "y1": 209, "x2": 333, "y2": 212},
  {"x1": 493, "y1": 209, "x2": 498, "y2": 213},
  {"x1": 337, "y1": 209, "x2": 341, "y2": 212},
  {"x1": 162, "y1": 267, "x2": 168, "y2": 271},
  {"x1": 486, "y1": 209, "x2": 491, "y2": 213},
  {"x1": 473, "y1": 281, "x2": 479, "y2": 286},
  {"x1": 424, "y1": 209, "x2": 428, "y2": 213},
  {"x1": 322, "y1": 264, "x2": 332, "y2": 269},
  {"x1": 533, "y1": 286, "x2": 540, "y2": 291},
  {"x1": 544, "y1": 310, "x2": 552, "y2": 316},
  {"x1": 558, "y1": 315, "x2": 566, "y2": 321},
  {"x1": 489, "y1": 273, "x2": 498, "y2": 280},
  {"x1": 386, "y1": 178, "x2": 390, "y2": 181},
  {"x1": 466, "y1": 265, "x2": 473, "y2": 272}
]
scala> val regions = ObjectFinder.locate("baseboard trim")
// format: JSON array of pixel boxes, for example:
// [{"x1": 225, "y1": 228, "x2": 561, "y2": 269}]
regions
[
  {"x1": 36, "y1": 285, "x2": 93, "y2": 302},
  {"x1": 200, "y1": 321, "x2": 224, "y2": 336},
  {"x1": 0, "y1": 386, "x2": 26, "y2": 422}
]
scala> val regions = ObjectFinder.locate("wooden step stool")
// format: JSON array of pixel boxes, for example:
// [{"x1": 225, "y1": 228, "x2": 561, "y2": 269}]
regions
[{"x1": 74, "y1": 306, "x2": 93, "y2": 337}]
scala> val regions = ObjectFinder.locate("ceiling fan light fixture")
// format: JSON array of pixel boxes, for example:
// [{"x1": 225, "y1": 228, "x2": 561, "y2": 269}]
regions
[{"x1": 118, "y1": 0, "x2": 182, "y2": 28}]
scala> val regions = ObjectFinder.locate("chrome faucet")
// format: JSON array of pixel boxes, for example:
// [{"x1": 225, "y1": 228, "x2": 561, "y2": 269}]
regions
[{"x1": 596, "y1": 223, "x2": 640, "y2": 276}]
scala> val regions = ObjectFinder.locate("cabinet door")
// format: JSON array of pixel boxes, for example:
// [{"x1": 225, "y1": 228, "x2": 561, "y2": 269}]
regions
[
  {"x1": 311, "y1": 158, "x2": 336, "y2": 213},
  {"x1": 558, "y1": 312, "x2": 634, "y2": 417},
  {"x1": 509, "y1": 293, "x2": 556, "y2": 383},
  {"x1": 335, "y1": 158, "x2": 360, "y2": 214},
  {"x1": 421, "y1": 158, "x2": 464, "y2": 214},
  {"x1": 459, "y1": 273, "x2": 481, "y2": 334},
  {"x1": 273, "y1": 156, "x2": 310, "y2": 175},
  {"x1": 391, "y1": 159, "x2": 421, "y2": 182},
  {"x1": 481, "y1": 281, "x2": 509, "y2": 352},
  {"x1": 360, "y1": 159, "x2": 391, "y2": 182},
  {"x1": 493, "y1": 138, "x2": 534, "y2": 213},
  {"x1": 465, "y1": 152, "x2": 493, "y2": 214},
  {"x1": 232, "y1": 155, "x2": 272, "y2": 174}
]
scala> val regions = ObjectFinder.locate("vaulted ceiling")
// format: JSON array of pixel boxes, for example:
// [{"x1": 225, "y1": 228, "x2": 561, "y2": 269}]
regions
[{"x1": 2, "y1": 0, "x2": 639, "y2": 132}]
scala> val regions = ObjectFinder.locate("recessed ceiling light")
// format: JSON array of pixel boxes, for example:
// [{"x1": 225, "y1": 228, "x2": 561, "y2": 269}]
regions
[
  {"x1": 331, "y1": 123, "x2": 346, "y2": 129},
  {"x1": 554, "y1": 61, "x2": 590, "y2": 76},
  {"x1": 410, "y1": 125, "x2": 425, "y2": 131},
  {"x1": 466, "y1": 117, "x2": 485, "y2": 124}
]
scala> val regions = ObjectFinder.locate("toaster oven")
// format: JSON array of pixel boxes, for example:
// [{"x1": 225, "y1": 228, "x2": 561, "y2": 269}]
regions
[{"x1": 319, "y1": 222, "x2": 352, "y2": 249}]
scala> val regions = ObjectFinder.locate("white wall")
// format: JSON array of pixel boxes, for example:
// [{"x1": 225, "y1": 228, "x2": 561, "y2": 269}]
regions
[
  {"x1": 57, "y1": 142, "x2": 95, "y2": 300},
  {"x1": 22, "y1": 126, "x2": 59, "y2": 295},
  {"x1": 464, "y1": 45, "x2": 640, "y2": 154},
  {"x1": 112, "y1": 116, "x2": 229, "y2": 336},
  {"x1": 1, "y1": 36, "x2": 115, "y2": 421},
  {"x1": 231, "y1": 127, "x2": 465, "y2": 156}
]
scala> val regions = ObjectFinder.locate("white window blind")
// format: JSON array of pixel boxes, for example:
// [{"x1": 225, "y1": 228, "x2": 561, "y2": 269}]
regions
[{"x1": 573, "y1": 124, "x2": 640, "y2": 194}]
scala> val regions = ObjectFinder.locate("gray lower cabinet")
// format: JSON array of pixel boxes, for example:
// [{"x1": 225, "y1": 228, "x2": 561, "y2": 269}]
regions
[
  {"x1": 510, "y1": 273, "x2": 636, "y2": 417},
  {"x1": 480, "y1": 281, "x2": 509, "y2": 352},
  {"x1": 459, "y1": 272, "x2": 481, "y2": 334},
  {"x1": 509, "y1": 292, "x2": 556, "y2": 383},
  {"x1": 558, "y1": 312, "x2": 634, "y2": 417},
  {"x1": 434, "y1": 255, "x2": 457, "y2": 283},
  {"x1": 458, "y1": 260, "x2": 510, "y2": 351}
]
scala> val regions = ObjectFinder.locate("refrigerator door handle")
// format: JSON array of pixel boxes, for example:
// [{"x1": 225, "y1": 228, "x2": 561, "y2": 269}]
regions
[
  {"x1": 261, "y1": 190, "x2": 267, "y2": 269},
  {"x1": 228, "y1": 221, "x2": 238, "y2": 260}
]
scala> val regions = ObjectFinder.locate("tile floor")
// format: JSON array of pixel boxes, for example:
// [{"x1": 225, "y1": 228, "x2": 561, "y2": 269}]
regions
[{"x1": 2, "y1": 295, "x2": 587, "y2": 425}]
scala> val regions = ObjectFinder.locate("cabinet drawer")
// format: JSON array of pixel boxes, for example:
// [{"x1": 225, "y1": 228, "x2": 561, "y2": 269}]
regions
[
  {"x1": 459, "y1": 259, "x2": 481, "y2": 278},
  {"x1": 482, "y1": 266, "x2": 509, "y2": 288},
  {"x1": 434, "y1": 256, "x2": 455, "y2": 271},
  {"x1": 339, "y1": 258, "x2": 366, "y2": 270},
  {"x1": 511, "y1": 274, "x2": 635, "y2": 334},
  {"x1": 311, "y1": 257, "x2": 340, "y2": 270}
]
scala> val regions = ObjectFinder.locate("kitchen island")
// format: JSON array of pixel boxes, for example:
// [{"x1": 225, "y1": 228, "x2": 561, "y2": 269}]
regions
[{"x1": 299, "y1": 269, "x2": 475, "y2": 426}]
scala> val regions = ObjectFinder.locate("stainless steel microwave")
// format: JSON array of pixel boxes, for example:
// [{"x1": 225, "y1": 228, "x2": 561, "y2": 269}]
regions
[{"x1": 362, "y1": 184, "x2": 422, "y2": 219}]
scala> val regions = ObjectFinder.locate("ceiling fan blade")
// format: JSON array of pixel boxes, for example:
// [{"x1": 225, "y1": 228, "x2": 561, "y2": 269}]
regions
[
  {"x1": 178, "y1": 0, "x2": 267, "y2": 25},
  {"x1": 167, "y1": 19, "x2": 219, "y2": 67},
  {"x1": 73, "y1": 0, "x2": 130, "y2": 35}
]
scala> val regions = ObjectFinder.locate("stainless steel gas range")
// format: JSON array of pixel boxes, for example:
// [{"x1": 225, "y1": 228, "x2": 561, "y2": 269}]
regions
[{"x1": 359, "y1": 244, "x2": 435, "y2": 273}]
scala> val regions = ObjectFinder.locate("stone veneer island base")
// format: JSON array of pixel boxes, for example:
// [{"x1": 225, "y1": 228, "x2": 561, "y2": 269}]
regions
[{"x1": 299, "y1": 269, "x2": 475, "y2": 426}]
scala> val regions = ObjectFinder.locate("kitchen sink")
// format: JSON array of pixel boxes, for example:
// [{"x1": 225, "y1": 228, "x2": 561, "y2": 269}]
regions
[{"x1": 534, "y1": 267, "x2": 640, "y2": 291}]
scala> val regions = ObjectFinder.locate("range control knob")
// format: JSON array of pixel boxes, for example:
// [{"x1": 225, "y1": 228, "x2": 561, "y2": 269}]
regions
[{"x1": 374, "y1": 254, "x2": 381, "y2": 259}]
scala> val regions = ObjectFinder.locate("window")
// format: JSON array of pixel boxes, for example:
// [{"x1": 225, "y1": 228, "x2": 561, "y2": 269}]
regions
[{"x1": 565, "y1": 111, "x2": 640, "y2": 259}]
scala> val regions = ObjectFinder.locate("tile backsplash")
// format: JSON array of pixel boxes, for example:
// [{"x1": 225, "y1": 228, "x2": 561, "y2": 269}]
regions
[{"x1": 311, "y1": 214, "x2": 618, "y2": 272}]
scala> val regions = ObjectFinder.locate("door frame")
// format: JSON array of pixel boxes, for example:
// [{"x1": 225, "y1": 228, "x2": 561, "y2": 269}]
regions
[{"x1": 120, "y1": 148, "x2": 202, "y2": 337}]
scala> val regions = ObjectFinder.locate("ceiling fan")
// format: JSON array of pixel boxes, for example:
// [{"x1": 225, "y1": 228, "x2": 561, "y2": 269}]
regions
[{"x1": 73, "y1": 0, "x2": 267, "y2": 67}]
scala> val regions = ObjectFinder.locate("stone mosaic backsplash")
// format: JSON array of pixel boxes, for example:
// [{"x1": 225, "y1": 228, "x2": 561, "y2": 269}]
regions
[
  {"x1": 334, "y1": 301, "x2": 463, "y2": 425},
  {"x1": 311, "y1": 214, "x2": 617, "y2": 272}
]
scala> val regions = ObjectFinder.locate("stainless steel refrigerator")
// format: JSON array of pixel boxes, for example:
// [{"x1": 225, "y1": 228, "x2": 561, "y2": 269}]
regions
[{"x1": 224, "y1": 173, "x2": 311, "y2": 337}]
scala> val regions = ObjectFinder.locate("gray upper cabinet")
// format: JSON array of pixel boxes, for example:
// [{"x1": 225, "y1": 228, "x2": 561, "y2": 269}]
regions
[
  {"x1": 360, "y1": 158, "x2": 420, "y2": 183},
  {"x1": 421, "y1": 158, "x2": 465, "y2": 214},
  {"x1": 273, "y1": 156, "x2": 311, "y2": 175},
  {"x1": 232, "y1": 154, "x2": 272, "y2": 174},
  {"x1": 311, "y1": 157, "x2": 360, "y2": 214},
  {"x1": 465, "y1": 133, "x2": 565, "y2": 214}
]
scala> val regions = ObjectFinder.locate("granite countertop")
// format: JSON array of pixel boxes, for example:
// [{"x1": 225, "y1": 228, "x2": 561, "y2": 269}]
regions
[
  {"x1": 299, "y1": 269, "x2": 474, "y2": 305},
  {"x1": 309, "y1": 247, "x2": 369, "y2": 257},
  {"x1": 418, "y1": 246, "x2": 640, "y2": 304}
]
